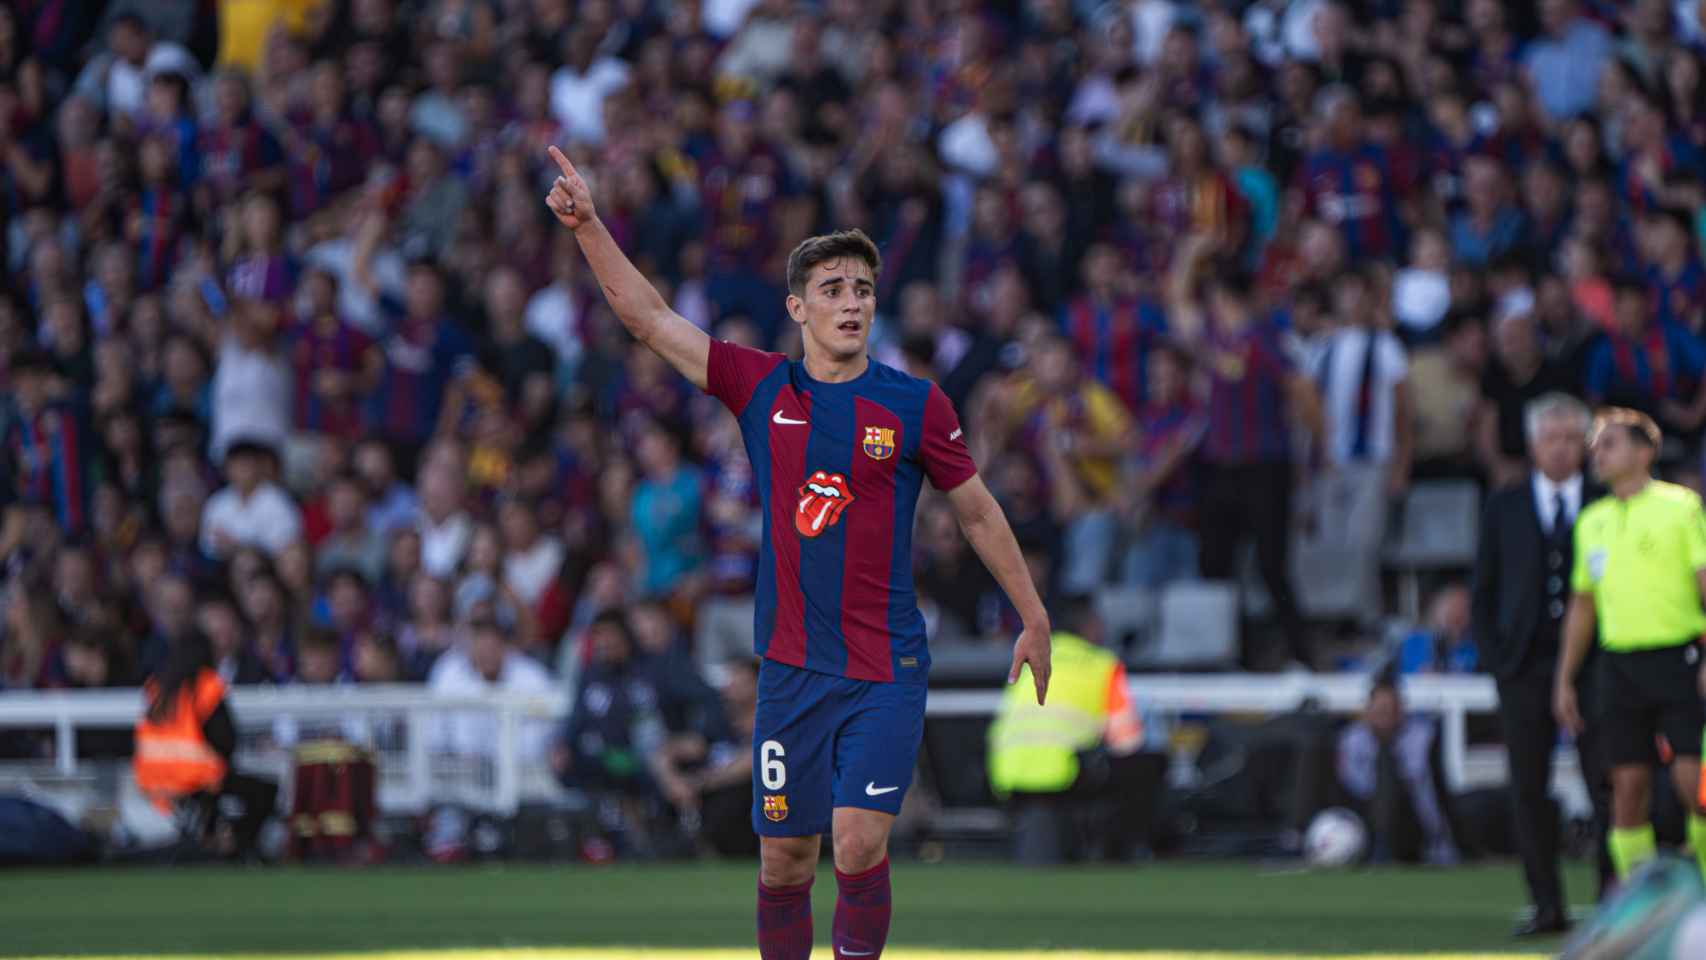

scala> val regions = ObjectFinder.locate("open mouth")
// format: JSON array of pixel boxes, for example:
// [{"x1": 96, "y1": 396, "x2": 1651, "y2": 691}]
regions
[
  {"x1": 837, "y1": 319, "x2": 862, "y2": 334},
  {"x1": 795, "y1": 470, "x2": 854, "y2": 537}
]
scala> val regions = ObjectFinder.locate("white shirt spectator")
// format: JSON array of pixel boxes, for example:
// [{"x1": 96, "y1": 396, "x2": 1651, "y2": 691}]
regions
[
  {"x1": 938, "y1": 112, "x2": 998, "y2": 178},
  {"x1": 428, "y1": 647, "x2": 555, "y2": 764},
  {"x1": 200, "y1": 482, "x2": 302, "y2": 558},
  {"x1": 703, "y1": 0, "x2": 763, "y2": 38},
  {"x1": 1130, "y1": 0, "x2": 1182, "y2": 66},
  {"x1": 1312, "y1": 326, "x2": 1409, "y2": 465},
  {"x1": 550, "y1": 59, "x2": 631, "y2": 146},
  {"x1": 419, "y1": 511, "x2": 473, "y2": 578},
  {"x1": 303, "y1": 238, "x2": 406, "y2": 337},
  {"x1": 1392, "y1": 267, "x2": 1451, "y2": 335},
  {"x1": 210, "y1": 335, "x2": 291, "y2": 463},
  {"x1": 504, "y1": 536, "x2": 565, "y2": 608},
  {"x1": 715, "y1": 9, "x2": 793, "y2": 86},
  {"x1": 524, "y1": 281, "x2": 583, "y2": 372}
]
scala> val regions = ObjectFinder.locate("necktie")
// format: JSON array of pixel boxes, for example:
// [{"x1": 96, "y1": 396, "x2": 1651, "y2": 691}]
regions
[
  {"x1": 1551, "y1": 491, "x2": 1568, "y2": 542},
  {"x1": 1351, "y1": 331, "x2": 1379, "y2": 460}
]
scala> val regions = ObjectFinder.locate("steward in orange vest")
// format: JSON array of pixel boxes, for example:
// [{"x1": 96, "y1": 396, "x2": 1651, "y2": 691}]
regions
[{"x1": 134, "y1": 632, "x2": 233, "y2": 813}]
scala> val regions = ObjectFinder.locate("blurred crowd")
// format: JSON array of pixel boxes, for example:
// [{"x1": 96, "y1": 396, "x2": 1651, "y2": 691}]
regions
[{"x1": 8, "y1": 0, "x2": 1706, "y2": 705}]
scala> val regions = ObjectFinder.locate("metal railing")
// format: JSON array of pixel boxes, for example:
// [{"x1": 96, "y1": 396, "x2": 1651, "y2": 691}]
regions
[{"x1": 0, "y1": 673, "x2": 1569, "y2": 816}]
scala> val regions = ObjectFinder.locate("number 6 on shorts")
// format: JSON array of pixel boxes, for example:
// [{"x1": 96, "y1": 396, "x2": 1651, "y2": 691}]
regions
[{"x1": 761, "y1": 739, "x2": 787, "y2": 790}]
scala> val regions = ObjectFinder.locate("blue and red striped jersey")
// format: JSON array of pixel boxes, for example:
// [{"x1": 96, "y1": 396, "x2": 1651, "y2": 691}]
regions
[
  {"x1": 1061, "y1": 295, "x2": 1167, "y2": 414},
  {"x1": 1201, "y1": 318, "x2": 1296, "y2": 465},
  {"x1": 706, "y1": 340, "x2": 978, "y2": 684},
  {"x1": 1647, "y1": 260, "x2": 1706, "y2": 331},
  {"x1": 2, "y1": 401, "x2": 94, "y2": 534},
  {"x1": 1298, "y1": 143, "x2": 1410, "y2": 262}
]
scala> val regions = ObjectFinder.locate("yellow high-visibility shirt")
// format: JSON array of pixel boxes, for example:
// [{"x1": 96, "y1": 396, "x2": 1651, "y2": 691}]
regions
[{"x1": 1572, "y1": 480, "x2": 1706, "y2": 651}]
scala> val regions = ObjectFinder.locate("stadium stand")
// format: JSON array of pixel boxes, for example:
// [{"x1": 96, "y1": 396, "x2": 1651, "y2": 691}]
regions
[{"x1": 0, "y1": 0, "x2": 1696, "y2": 861}]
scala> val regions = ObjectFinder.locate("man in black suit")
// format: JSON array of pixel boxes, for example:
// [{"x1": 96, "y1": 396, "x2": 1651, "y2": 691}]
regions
[{"x1": 1472, "y1": 392, "x2": 1612, "y2": 936}]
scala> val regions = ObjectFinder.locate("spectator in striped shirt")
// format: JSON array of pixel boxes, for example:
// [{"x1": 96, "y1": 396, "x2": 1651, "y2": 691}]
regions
[
  {"x1": 1119, "y1": 341, "x2": 1205, "y2": 590},
  {"x1": 1168, "y1": 234, "x2": 1322, "y2": 669},
  {"x1": 1, "y1": 349, "x2": 95, "y2": 536}
]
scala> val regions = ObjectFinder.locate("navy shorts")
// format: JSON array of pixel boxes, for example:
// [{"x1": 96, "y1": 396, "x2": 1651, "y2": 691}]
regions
[{"x1": 751, "y1": 658, "x2": 927, "y2": 837}]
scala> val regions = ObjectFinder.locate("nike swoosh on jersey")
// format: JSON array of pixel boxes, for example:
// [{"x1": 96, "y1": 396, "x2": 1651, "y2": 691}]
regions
[
  {"x1": 772, "y1": 410, "x2": 808, "y2": 425},
  {"x1": 864, "y1": 782, "x2": 900, "y2": 796}
]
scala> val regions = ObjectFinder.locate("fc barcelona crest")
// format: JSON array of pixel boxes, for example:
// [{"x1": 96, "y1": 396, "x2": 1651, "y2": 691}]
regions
[
  {"x1": 862, "y1": 426, "x2": 895, "y2": 460},
  {"x1": 763, "y1": 794, "x2": 789, "y2": 822}
]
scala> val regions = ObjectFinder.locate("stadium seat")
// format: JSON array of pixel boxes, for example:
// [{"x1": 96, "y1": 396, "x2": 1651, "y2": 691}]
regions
[
  {"x1": 1383, "y1": 481, "x2": 1481, "y2": 619},
  {"x1": 1237, "y1": 542, "x2": 1371, "y2": 622},
  {"x1": 1093, "y1": 586, "x2": 1155, "y2": 663},
  {"x1": 1149, "y1": 580, "x2": 1239, "y2": 669}
]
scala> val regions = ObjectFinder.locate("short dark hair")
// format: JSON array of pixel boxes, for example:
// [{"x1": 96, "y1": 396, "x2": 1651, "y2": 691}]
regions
[
  {"x1": 1052, "y1": 594, "x2": 1099, "y2": 638},
  {"x1": 1593, "y1": 406, "x2": 1662, "y2": 449},
  {"x1": 1611, "y1": 273, "x2": 1649, "y2": 298},
  {"x1": 300, "y1": 628, "x2": 340, "y2": 655},
  {"x1": 1206, "y1": 262, "x2": 1254, "y2": 299},
  {"x1": 1650, "y1": 204, "x2": 1695, "y2": 236},
  {"x1": 1369, "y1": 675, "x2": 1400, "y2": 702},
  {"x1": 785, "y1": 229, "x2": 882, "y2": 298}
]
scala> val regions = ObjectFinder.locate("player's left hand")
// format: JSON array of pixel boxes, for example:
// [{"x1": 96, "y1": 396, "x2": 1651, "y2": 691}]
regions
[{"x1": 1009, "y1": 624, "x2": 1052, "y2": 705}]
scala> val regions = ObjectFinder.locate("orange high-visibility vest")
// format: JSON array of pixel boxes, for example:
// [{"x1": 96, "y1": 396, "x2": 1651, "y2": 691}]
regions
[{"x1": 134, "y1": 669, "x2": 228, "y2": 811}]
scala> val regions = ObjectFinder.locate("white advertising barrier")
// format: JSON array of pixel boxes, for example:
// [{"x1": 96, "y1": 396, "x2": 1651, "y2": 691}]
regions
[{"x1": 0, "y1": 674, "x2": 1582, "y2": 817}]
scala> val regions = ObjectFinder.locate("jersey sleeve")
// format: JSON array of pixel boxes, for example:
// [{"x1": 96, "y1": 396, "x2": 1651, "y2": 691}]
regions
[
  {"x1": 1685, "y1": 497, "x2": 1706, "y2": 571},
  {"x1": 705, "y1": 339, "x2": 785, "y2": 416},
  {"x1": 921, "y1": 382, "x2": 978, "y2": 491},
  {"x1": 1571, "y1": 518, "x2": 1594, "y2": 593}
]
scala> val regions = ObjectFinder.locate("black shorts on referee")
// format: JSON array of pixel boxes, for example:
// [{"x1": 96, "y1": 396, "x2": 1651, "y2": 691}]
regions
[{"x1": 1598, "y1": 643, "x2": 1706, "y2": 766}]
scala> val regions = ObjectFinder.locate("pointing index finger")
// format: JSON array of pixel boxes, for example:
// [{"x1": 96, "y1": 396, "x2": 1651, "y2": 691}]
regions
[{"x1": 547, "y1": 145, "x2": 577, "y2": 180}]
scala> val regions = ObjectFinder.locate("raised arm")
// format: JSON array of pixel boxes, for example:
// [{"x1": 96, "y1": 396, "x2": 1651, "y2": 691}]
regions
[{"x1": 544, "y1": 145, "x2": 711, "y2": 390}]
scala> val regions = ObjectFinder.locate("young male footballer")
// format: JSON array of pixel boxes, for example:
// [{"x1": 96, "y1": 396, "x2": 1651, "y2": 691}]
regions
[{"x1": 545, "y1": 145, "x2": 1051, "y2": 959}]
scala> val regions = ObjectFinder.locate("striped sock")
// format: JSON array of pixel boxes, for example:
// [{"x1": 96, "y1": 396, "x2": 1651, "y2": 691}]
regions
[
  {"x1": 1609, "y1": 824, "x2": 1657, "y2": 880},
  {"x1": 757, "y1": 877, "x2": 814, "y2": 960},
  {"x1": 833, "y1": 858, "x2": 892, "y2": 959}
]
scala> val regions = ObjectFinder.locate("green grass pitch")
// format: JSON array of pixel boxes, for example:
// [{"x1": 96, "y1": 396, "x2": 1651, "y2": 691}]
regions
[{"x1": 1, "y1": 862, "x2": 1595, "y2": 959}]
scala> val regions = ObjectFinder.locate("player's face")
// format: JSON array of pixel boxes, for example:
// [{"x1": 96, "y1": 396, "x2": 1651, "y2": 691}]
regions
[
  {"x1": 1590, "y1": 424, "x2": 1650, "y2": 484},
  {"x1": 790, "y1": 258, "x2": 876, "y2": 363}
]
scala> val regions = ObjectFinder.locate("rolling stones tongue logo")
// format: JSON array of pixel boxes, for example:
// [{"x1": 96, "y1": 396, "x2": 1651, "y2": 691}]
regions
[{"x1": 795, "y1": 470, "x2": 854, "y2": 538}]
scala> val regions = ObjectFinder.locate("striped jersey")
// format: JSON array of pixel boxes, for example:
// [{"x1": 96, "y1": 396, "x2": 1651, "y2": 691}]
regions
[{"x1": 706, "y1": 340, "x2": 978, "y2": 684}]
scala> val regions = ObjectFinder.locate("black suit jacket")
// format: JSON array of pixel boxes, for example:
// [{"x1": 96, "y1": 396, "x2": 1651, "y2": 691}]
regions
[{"x1": 1471, "y1": 477, "x2": 1602, "y2": 681}]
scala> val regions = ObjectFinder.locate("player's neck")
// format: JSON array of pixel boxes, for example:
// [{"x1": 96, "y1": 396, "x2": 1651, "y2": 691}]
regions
[
  {"x1": 1610, "y1": 474, "x2": 1651, "y2": 500},
  {"x1": 802, "y1": 349, "x2": 868, "y2": 384}
]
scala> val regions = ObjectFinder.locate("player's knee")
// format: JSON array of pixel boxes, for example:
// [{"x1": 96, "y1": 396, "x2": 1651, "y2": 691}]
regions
[
  {"x1": 832, "y1": 823, "x2": 888, "y2": 873},
  {"x1": 1612, "y1": 768, "x2": 1653, "y2": 825},
  {"x1": 759, "y1": 836, "x2": 818, "y2": 887}
]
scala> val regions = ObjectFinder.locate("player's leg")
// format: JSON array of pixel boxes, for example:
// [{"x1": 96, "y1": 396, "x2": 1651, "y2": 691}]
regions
[
  {"x1": 1655, "y1": 647, "x2": 1706, "y2": 882},
  {"x1": 1602, "y1": 652, "x2": 1659, "y2": 880},
  {"x1": 825, "y1": 678, "x2": 927, "y2": 960},
  {"x1": 1609, "y1": 765, "x2": 1656, "y2": 877},
  {"x1": 752, "y1": 660, "x2": 837, "y2": 960}
]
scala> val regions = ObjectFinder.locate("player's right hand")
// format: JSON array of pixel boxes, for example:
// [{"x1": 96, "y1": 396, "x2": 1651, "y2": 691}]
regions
[
  {"x1": 544, "y1": 145, "x2": 596, "y2": 231},
  {"x1": 1552, "y1": 679, "x2": 1582, "y2": 735}
]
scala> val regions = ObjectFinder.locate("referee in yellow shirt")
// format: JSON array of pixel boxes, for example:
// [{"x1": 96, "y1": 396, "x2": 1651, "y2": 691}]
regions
[{"x1": 1554, "y1": 408, "x2": 1706, "y2": 884}]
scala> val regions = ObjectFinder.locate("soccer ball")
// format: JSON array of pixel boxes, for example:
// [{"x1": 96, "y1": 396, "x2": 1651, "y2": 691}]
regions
[{"x1": 1304, "y1": 808, "x2": 1367, "y2": 867}]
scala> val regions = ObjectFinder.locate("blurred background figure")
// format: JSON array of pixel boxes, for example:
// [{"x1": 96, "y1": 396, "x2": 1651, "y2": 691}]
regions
[
  {"x1": 1336, "y1": 676, "x2": 1460, "y2": 867},
  {"x1": 133, "y1": 630, "x2": 277, "y2": 861},
  {"x1": 987, "y1": 596, "x2": 1164, "y2": 864}
]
